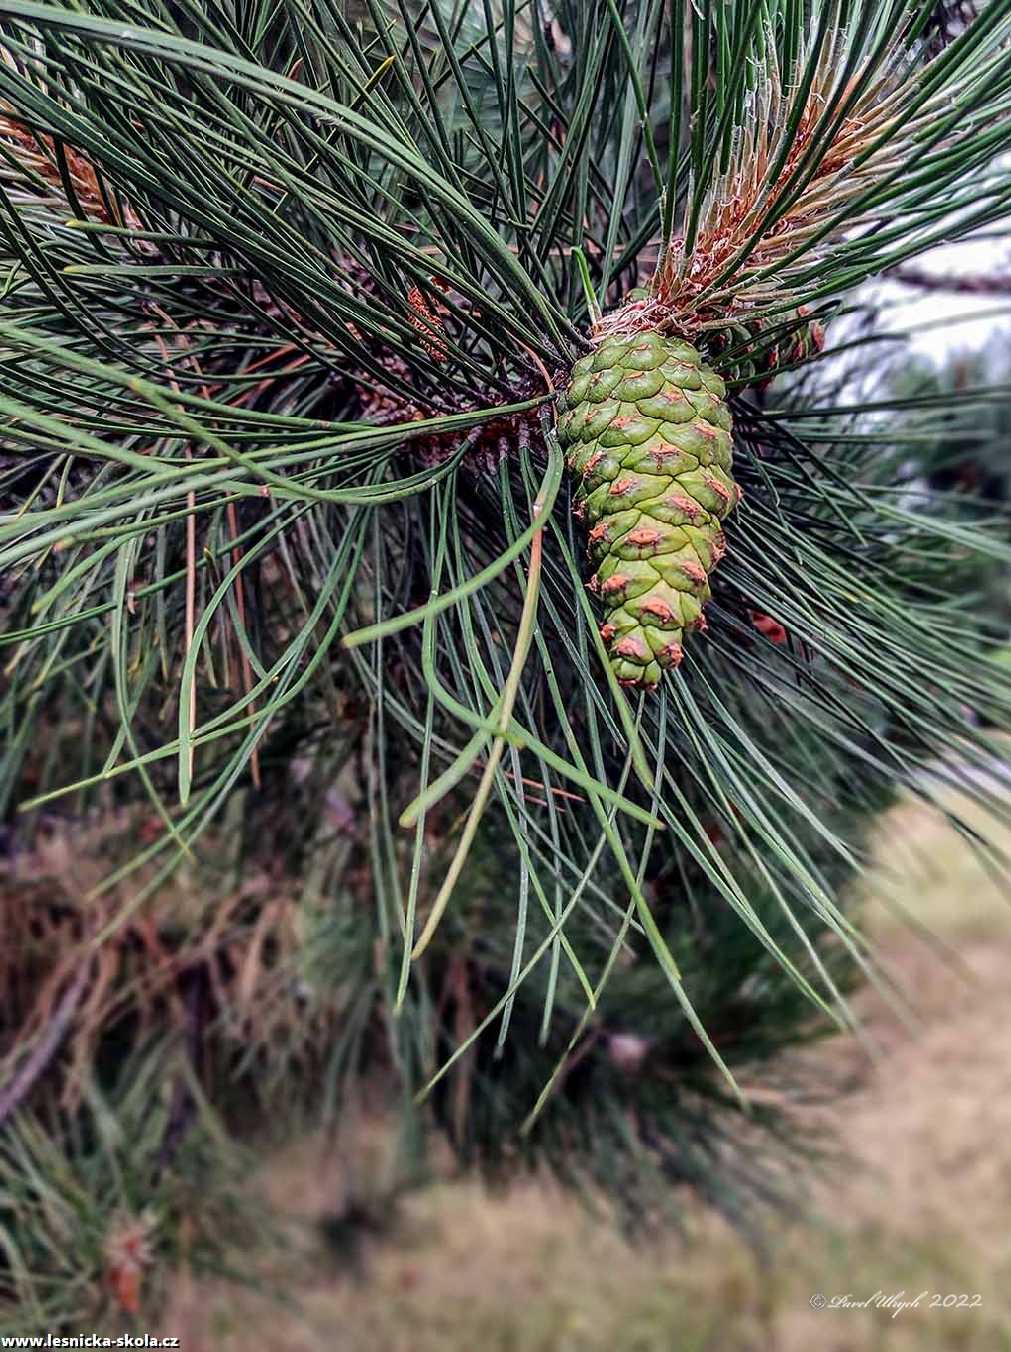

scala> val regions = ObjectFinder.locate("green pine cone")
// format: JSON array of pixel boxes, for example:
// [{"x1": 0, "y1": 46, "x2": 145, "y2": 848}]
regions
[{"x1": 556, "y1": 330, "x2": 739, "y2": 689}]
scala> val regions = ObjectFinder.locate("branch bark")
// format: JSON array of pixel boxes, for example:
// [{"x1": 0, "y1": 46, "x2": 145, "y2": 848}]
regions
[
  {"x1": 889, "y1": 266, "x2": 1011, "y2": 297},
  {"x1": 0, "y1": 956, "x2": 93, "y2": 1128}
]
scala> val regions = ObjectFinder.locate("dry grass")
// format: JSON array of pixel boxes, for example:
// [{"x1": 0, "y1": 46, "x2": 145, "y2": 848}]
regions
[{"x1": 156, "y1": 784, "x2": 1011, "y2": 1350}]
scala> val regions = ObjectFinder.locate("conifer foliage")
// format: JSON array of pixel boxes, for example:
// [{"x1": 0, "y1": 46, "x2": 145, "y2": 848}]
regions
[{"x1": 1, "y1": 0, "x2": 1011, "y2": 1326}]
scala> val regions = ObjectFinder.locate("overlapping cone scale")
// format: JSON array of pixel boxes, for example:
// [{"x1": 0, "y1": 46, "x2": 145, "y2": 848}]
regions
[{"x1": 556, "y1": 330, "x2": 739, "y2": 689}]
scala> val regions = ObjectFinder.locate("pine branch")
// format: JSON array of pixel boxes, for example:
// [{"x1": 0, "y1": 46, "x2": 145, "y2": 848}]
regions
[
  {"x1": 0, "y1": 2, "x2": 1009, "y2": 1258},
  {"x1": 889, "y1": 263, "x2": 1011, "y2": 295},
  {"x1": 0, "y1": 958, "x2": 92, "y2": 1129}
]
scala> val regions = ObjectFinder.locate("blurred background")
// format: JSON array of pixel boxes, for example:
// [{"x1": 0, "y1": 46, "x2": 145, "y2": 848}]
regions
[{"x1": 18, "y1": 769, "x2": 1009, "y2": 1351}]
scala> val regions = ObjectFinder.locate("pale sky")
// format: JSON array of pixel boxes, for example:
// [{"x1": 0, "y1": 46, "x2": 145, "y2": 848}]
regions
[{"x1": 869, "y1": 240, "x2": 1011, "y2": 366}]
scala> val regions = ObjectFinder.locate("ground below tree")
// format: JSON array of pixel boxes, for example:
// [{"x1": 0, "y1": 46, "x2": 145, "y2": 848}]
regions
[{"x1": 163, "y1": 785, "x2": 1011, "y2": 1352}]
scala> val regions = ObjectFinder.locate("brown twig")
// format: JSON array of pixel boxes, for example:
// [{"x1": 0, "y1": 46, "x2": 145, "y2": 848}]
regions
[
  {"x1": 888, "y1": 265, "x2": 1011, "y2": 296},
  {"x1": 0, "y1": 955, "x2": 93, "y2": 1128}
]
